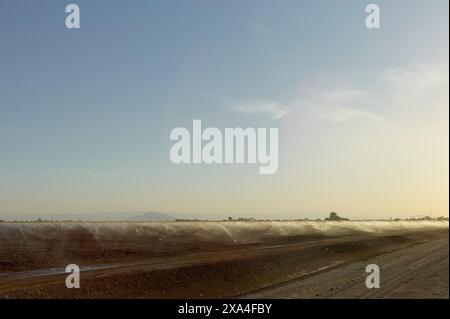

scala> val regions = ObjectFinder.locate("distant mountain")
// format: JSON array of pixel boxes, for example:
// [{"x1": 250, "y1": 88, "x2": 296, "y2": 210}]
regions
[{"x1": 0, "y1": 212, "x2": 175, "y2": 222}]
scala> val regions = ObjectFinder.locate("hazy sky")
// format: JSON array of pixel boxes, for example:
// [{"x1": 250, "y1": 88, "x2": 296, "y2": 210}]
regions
[{"x1": 0, "y1": 0, "x2": 448, "y2": 219}]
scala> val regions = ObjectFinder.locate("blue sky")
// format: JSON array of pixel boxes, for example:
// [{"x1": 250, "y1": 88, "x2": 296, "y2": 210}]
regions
[{"x1": 0, "y1": 1, "x2": 448, "y2": 218}]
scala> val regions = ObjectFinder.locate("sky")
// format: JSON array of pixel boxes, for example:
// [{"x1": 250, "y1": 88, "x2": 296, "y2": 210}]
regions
[{"x1": 0, "y1": 0, "x2": 448, "y2": 219}]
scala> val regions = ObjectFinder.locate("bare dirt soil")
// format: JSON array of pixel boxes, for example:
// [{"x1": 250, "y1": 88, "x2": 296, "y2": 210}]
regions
[{"x1": 0, "y1": 221, "x2": 448, "y2": 299}]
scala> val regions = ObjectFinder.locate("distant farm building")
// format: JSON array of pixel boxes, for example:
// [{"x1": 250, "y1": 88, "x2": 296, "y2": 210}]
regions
[{"x1": 325, "y1": 212, "x2": 349, "y2": 221}]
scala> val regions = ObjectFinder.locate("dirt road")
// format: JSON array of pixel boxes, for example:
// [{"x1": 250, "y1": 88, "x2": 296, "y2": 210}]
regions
[{"x1": 242, "y1": 237, "x2": 449, "y2": 299}]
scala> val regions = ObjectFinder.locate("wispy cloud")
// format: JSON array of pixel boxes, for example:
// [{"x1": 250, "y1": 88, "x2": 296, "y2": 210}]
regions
[
  {"x1": 382, "y1": 63, "x2": 449, "y2": 107},
  {"x1": 230, "y1": 62, "x2": 448, "y2": 124},
  {"x1": 295, "y1": 87, "x2": 385, "y2": 123},
  {"x1": 229, "y1": 88, "x2": 381, "y2": 123},
  {"x1": 230, "y1": 100, "x2": 289, "y2": 120}
]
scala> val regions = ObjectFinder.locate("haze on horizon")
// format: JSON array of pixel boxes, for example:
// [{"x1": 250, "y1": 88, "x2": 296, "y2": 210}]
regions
[{"x1": 0, "y1": 0, "x2": 448, "y2": 220}]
